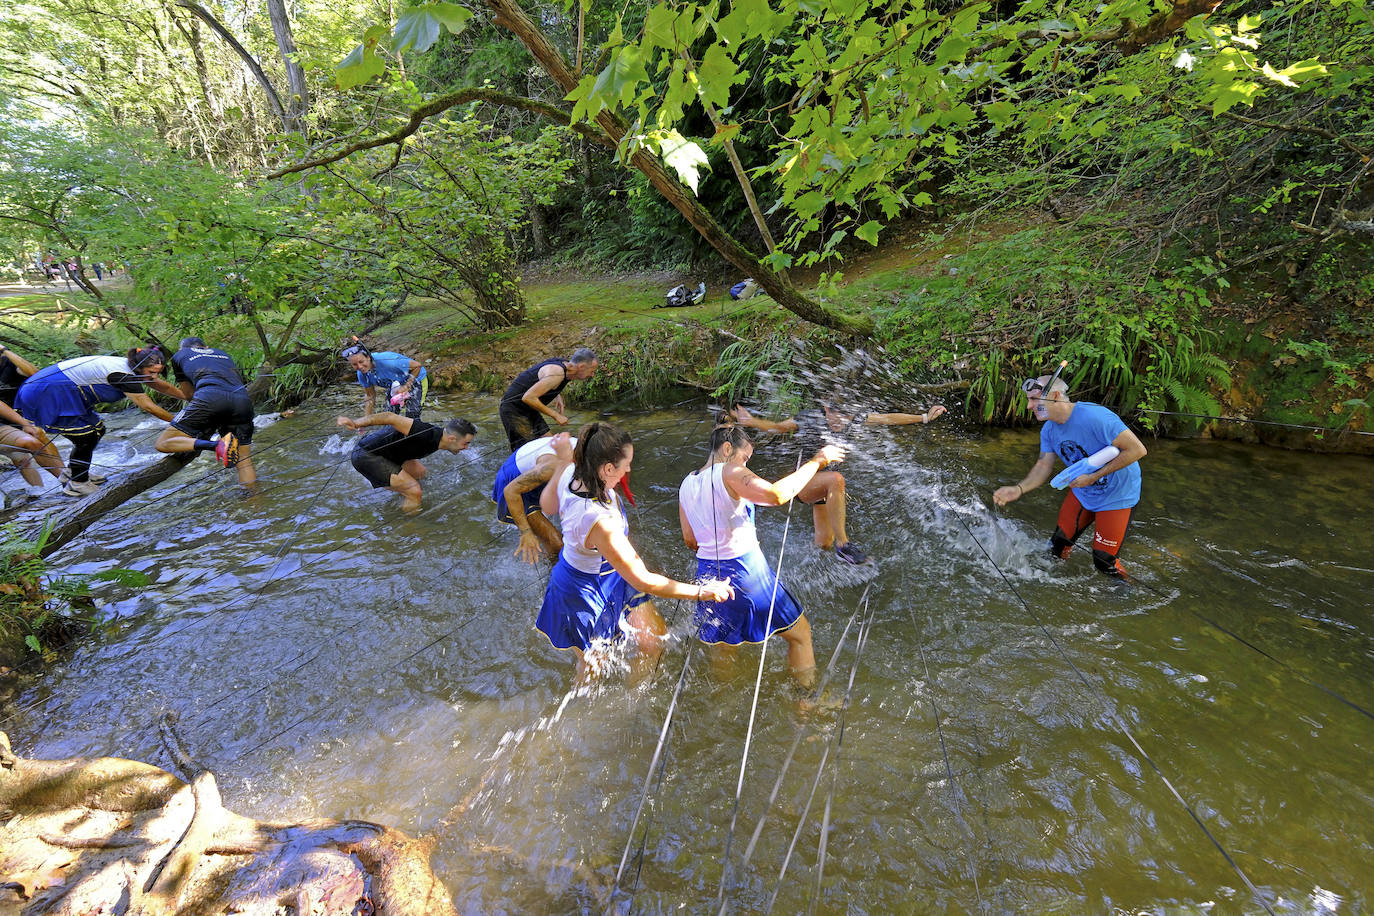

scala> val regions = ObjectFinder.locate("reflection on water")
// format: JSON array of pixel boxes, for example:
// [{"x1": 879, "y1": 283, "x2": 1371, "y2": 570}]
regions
[{"x1": 3, "y1": 390, "x2": 1372, "y2": 914}]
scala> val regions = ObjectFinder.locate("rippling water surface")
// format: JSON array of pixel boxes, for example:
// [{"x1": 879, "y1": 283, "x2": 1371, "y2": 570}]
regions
[{"x1": 4, "y1": 391, "x2": 1371, "y2": 914}]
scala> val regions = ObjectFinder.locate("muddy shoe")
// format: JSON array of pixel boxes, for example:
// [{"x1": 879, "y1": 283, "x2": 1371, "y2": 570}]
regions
[
  {"x1": 214, "y1": 434, "x2": 240, "y2": 467},
  {"x1": 62, "y1": 476, "x2": 100, "y2": 497},
  {"x1": 834, "y1": 542, "x2": 872, "y2": 566}
]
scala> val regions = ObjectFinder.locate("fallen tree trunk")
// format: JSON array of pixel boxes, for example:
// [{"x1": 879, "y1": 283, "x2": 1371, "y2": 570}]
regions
[
  {"x1": 33, "y1": 454, "x2": 194, "y2": 559},
  {"x1": 0, "y1": 731, "x2": 458, "y2": 915}
]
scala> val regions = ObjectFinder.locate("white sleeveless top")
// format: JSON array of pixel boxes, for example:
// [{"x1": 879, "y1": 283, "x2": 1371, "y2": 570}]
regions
[
  {"x1": 513, "y1": 435, "x2": 577, "y2": 475},
  {"x1": 678, "y1": 462, "x2": 759, "y2": 561},
  {"x1": 555, "y1": 465, "x2": 628, "y2": 574}
]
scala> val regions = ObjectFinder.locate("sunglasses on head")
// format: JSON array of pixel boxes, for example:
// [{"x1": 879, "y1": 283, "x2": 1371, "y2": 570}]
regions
[
  {"x1": 340, "y1": 344, "x2": 368, "y2": 359},
  {"x1": 1021, "y1": 378, "x2": 1044, "y2": 395}
]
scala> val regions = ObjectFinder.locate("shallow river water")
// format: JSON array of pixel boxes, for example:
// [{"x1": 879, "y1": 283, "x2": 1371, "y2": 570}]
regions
[{"x1": 4, "y1": 390, "x2": 1371, "y2": 914}]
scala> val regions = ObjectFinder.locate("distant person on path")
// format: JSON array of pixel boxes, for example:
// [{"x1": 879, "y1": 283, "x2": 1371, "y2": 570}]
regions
[
  {"x1": 992, "y1": 371, "x2": 1147, "y2": 577},
  {"x1": 15, "y1": 348, "x2": 186, "y2": 496},
  {"x1": 341, "y1": 340, "x2": 428, "y2": 419},
  {"x1": 336, "y1": 411, "x2": 475, "y2": 513},
  {"x1": 679, "y1": 425, "x2": 845, "y2": 687},
  {"x1": 93, "y1": 262, "x2": 103, "y2": 281},
  {"x1": 154, "y1": 337, "x2": 257, "y2": 486},
  {"x1": 499, "y1": 349, "x2": 598, "y2": 451},
  {"x1": 536, "y1": 424, "x2": 732, "y2": 681},
  {"x1": 491, "y1": 434, "x2": 578, "y2": 564}
]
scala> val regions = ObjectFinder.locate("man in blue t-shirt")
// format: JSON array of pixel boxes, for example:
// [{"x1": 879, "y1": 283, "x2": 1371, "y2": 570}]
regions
[
  {"x1": 992, "y1": 373, "x2": 1147, "y2": 576},
  {"x1": 341, "y1": 341, "x2": 427, "y2": 419}
]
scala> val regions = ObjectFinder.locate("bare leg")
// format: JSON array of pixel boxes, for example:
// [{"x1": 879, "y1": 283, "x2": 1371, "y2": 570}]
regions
[
  {"x1": 0, "y1": 427, "x2": 62, "y2": 484},
  {"x1": 401, "y1": 458, "x2": 427, "y2": 480},
  {"x1": 627, "y1": 600, "x2": 668, "y2": 683},
  {"x1": 707, "y1": 642, "x2": 739, "y2": 679},
  {"x1": 235, "y1": 443, "x2": 256, "y2": 486},
  {"x1": 389, "y1": 470, "x2": 423, "y2": 513},
  {"x1": 797, "y1": 470, "x2": 848, "y2": 549},
  {"x1": 154, "y1": 427, "x2": 199, "y2": 454},
  {"x1": 779, "y1": 616, "x2": 817, "y2": 688}
]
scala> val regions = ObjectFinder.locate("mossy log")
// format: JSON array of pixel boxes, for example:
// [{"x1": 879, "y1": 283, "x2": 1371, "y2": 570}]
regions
[
  {"x1": 32, "y1": 454, "x2": 194, "y2": 559},
  {"x1": 0, "y1": 731, "x2": 457, "y2": 915}
]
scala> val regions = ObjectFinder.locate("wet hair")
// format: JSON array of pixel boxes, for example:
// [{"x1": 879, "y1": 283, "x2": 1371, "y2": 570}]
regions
[
  {"x1": 126, "y1": 346, "x2": 165, "y2": 376},
  {"x1": 569, "y1": 347, "x2": 597, "y2": 365},
  {"x1": 444, "y1": 418, "x2": 476, "y2": 438},
  {"x1": 180, "y1": 336, "x2": 206, "y2": 349},
  {"x1": 708, "y1": 424, "x2": 751, "y2": 455},
  {"x1": 571, "y1": 421, "x2": 632, "y2": 503}
]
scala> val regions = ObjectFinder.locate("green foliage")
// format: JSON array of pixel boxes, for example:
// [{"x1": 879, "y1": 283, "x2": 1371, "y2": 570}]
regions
[
  {"x1": 0, "y1": 523, "x2": 147, "y2": 659},
  {"x1": 876, "y1": 228, "x2": 1232, "y2": 427},
  {"x1": 708, "y1": 339, "x2": 806, "y2": 414}
]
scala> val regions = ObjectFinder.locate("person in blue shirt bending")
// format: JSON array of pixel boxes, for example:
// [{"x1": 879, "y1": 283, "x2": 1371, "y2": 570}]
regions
[
  {"x1": 992, "y1": 372, "x2": 1147, "y2": 577},
  {"x1": 341, "y1": 340, "x2": 427, "y2": 419}
]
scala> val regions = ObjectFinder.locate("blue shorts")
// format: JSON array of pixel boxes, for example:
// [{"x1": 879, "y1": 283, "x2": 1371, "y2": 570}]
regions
[
  {"x1": 695, "y1": 547, "x2": 804, "y2": 646},
  {"x1": 491, "y1": 453, "x2": 544, "y2": 524},
  {"x1": 14, "y1": 374, "x2": 103, "y2": 435},
  {"x1": 536, "y1": 557, "x2": 649, "y2": 652}
]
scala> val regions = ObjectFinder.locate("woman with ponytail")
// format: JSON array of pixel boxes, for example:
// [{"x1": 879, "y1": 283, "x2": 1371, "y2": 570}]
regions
[
  {"x1": 14, "y1": 346, "x2": 186, "y2": 496},
  {"x1": 536, "y1": 422, "x2": 733, "y2": 681},
  {"x1": 678, "y1": 425, "x2": 843, "y2": 687}
]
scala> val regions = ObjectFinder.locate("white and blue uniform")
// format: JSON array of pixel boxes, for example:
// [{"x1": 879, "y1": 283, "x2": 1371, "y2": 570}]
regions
[
  {"x1": 536, "y1": 466, "x2": 647, "y2": 651},
  {"x1": 679, "y1": 463, "x2": 804, "y2": 645},
  {"x1": 491, "y1": 436, "x2": 577, "y2": 523},
  {"x1": 15, "y1": 356, "x2": 146, "y2": 434}
]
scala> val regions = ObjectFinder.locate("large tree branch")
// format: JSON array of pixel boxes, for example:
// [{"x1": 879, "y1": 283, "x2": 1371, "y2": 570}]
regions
[
  {"x1": 171, "y1": 0, "x2": 290, "y2": 131},
  {"x1": 266, "y1": 88, "x2": 615, "y2": 179}
]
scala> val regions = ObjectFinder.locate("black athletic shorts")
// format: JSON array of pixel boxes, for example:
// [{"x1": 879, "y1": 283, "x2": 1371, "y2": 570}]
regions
[
  {"x1": 170, "y1": 387, "x2": 255, "y2": 444},
  {"x1": 499, "y1": 402, "x2": 549, "y2": 452},
  {"x1": 351, "y1": 448, "x2": 403, "y2": 489}
]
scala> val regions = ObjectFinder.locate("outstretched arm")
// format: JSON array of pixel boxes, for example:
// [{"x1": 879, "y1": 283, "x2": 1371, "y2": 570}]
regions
[
  {"x1": 126, "y1": 391, "x2": 176, "y2": 422},
  {"x1": 591, "y1": 522, "x2": 733, "y2": 602},
  {"x1": 506, "y1": 458, "x2": 557, "y2": 563},
  {"x1": 993, "y1": 452, "x2": 1056, "y2": 506},
  {"x1": 0, "y1": 347, "x2": 38, "y2": 376},
  {"x1": 865, "y1": 405, "x2": 947, "y2": 425},
  {"x1": 721, "y1": 444, "x2": 844, "y2": 506},
  {"x1": 728, "y1": 404, "x2": 799, "y2": 434}
]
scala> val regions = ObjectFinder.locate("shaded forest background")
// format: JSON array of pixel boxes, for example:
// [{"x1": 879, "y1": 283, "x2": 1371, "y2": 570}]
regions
[{"x1": 0, "y1": 0, "x2": 1369, "y2": 434}]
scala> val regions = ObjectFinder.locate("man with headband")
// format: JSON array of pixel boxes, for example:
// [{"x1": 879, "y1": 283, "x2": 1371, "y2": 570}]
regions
[{"x1": 993, "y1": 365, "x2": 1147, "y2": 577}]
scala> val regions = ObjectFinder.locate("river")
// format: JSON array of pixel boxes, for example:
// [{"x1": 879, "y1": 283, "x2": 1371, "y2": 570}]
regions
[{"x1": 4, "y1": 390, "x2": 1371, "y2": 914}]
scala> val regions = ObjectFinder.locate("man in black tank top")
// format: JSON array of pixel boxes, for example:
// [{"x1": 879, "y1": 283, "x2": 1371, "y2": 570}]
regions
[
  {"x1": 498, "y1": 348, "x2": 598, "y2": 450},
  {"x1": 337, "y1": 411, "x2": 476, "y2": 512}
]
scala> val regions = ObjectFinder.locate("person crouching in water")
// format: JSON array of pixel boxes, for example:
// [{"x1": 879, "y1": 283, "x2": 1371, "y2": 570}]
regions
[
  {"x1": 336, "y1": 411, "x2": 475, "y2": 513},
  {"x1": 679, "y1": 424, "x2": 843, "y2": 688},
  {"x1": 536, "y1": 424, "x2": 733, "y2": 683}
]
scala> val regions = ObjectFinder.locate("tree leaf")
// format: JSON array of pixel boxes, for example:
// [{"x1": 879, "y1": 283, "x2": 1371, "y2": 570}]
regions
[
  {"x1": 337, "y1": 43, "x2": 385, "y2": 89},
  {"x1": 392, "y1": 8, "x2": 442, "y2": 54},
  {"x1": 856, "y1": 220, "x2": 881, "y2": 245},
  {"x1": 425, "y1": 2, "x2": 474, "y2": 35},
  {"x1": 659, "y1": 129, "x2": 709, "y2": 193}
]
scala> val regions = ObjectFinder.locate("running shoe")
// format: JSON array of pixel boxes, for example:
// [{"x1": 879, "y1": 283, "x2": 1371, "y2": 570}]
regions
[
  {"x1": 86, "y1": 471, "x2": 107, "y2": 484},
  {"x1": 214, "y1": 434, "x2": 240, "y2": 467},
  {"x1": 834, "y1": 542, "x2": 872, "y2": 565},
  {"x1": 61, "y1": 477, "x2": 100, "y2": 497}
]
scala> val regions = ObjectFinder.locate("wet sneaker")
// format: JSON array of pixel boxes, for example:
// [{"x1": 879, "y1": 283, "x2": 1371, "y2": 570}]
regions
[
  {"x1": 62, "y1": 477, "x2": 100, "y2": 497},
  {"x1": 834, "y1": 542, "x2": 872, "y2": 566},
  {"x1": 214, "y1": 434, "x2": 240, "y2": 467},
  {"x1": 86, "y1": 471, "x2": 107, "y2": 484}
]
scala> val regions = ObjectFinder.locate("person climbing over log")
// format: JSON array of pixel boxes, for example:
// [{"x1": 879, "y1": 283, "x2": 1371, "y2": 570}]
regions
[
  {"x1": 14, "y1": 347, "x2": 186, "y2": 497},
  {"x1": 0, "y1": 343, "x2": 64, "y2": 490},
  {"x1": 341, "y1": 338, "x2": 428, "y2": 419},
  {"x1": 535, "y1": 425, "x2": 733, "y2": 682},
  {"x1": 992, "y1": 367, "x2": 1147, "y2": 577},
  {"x1": 498, "y1": 349, "x2": 598, "y2": 451},
  {"x1": 336, "y1": 411, "x2": 475, "y2": 513},
  {"x1": 679, "y1": 424, "x2": 844, "y2": 688},
  {"x1": 154, "y1": 338, "x2": 257, "y2": 486},
  {"x1": 491, "y1": 434, "x2": 578, "y2": 564}
]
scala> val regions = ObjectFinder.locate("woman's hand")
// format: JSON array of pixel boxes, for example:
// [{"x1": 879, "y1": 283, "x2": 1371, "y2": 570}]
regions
[
  {"x1": 697, "y1": 579, "x2": 735, "y2": 603},
  {"x1": 551, "y1": 431, "x2": 574, "y2": 461},
  {"x1": 814, "y1": 444, "x2": 845, "y2": 467}
]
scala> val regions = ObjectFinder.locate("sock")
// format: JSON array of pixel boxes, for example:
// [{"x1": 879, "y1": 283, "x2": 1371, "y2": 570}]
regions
[{"x1": 194, "y1": 439, "x2": 217, "y2": 451}]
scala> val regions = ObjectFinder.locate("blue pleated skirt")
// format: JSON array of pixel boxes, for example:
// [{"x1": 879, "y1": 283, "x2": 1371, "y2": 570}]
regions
[
  {"x1": 491, "y1": 453, "x2": 543, "y2": 523},
  {"x1": 14, "y1": 369, "x2": 103, "y2": 434},
  {"x1": 694, "y1": 547, "x2": 803, "y2": 646},
  {"x1": 536, "y1": 556, "x2": 648, "y2": 651}
]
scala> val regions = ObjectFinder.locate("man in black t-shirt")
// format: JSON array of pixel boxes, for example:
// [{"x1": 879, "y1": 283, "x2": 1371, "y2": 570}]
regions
[
  {"x1": 155, "y1": 338, "x2": 258, "y2": 485},
  {"x1": 336, "y1": 411, "x2": 476, "y2": 512},
  {"x1": 498, "y1": 348, "x2": 598, "y2": 451}
]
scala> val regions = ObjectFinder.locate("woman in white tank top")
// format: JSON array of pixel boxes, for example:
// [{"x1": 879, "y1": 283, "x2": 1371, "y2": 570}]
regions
[
  {"x1": 678, "y1": 424, "x2": 845, "y2": 687},
  {"x1": 534, "y1": 424, "x2": 733, "y2": 682}
]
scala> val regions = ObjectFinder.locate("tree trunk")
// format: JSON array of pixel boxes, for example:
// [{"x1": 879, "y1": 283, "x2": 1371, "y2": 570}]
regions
[
  {"x1": 484, "y1": 0, "x2": 872, "y2": 336},
  {"x1": 35, "y1": 454, "x2": 194, "y2": 559},
  {"x1": 265, "y1": 0, "x2": 309, "y2": 135},
  {"x1": 172, "y1": 0, "x2": 292, "y2": 133}
]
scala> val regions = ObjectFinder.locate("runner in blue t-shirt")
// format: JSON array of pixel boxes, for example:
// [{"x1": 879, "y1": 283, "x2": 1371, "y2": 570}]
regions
[
  {"x1": 340, "y1": 340, "x2": 427, "y2": 419},
  {"x1": 992, "y1": 372, "x2": 1148, "y2": 576}
]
